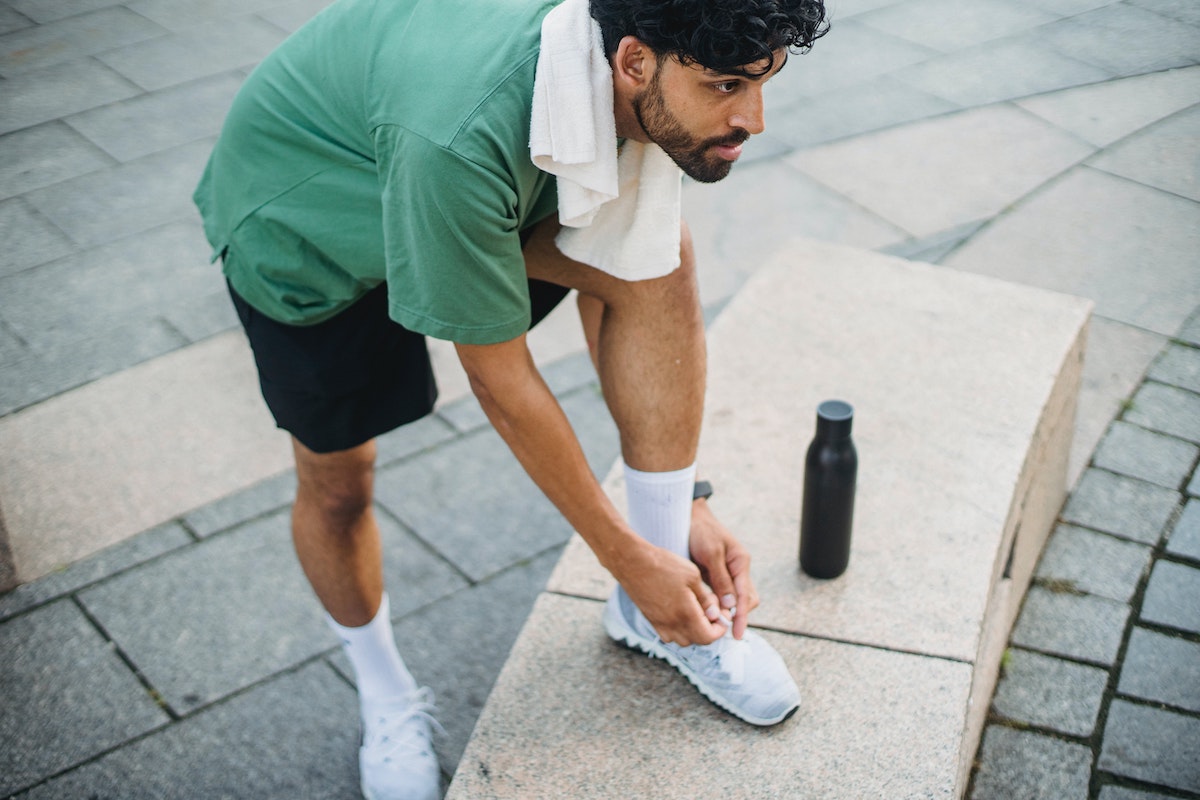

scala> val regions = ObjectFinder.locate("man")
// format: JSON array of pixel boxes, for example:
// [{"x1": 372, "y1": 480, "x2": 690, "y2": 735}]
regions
[{"x1": 195, "y1": 0, "x2": 827, "y2": 797}]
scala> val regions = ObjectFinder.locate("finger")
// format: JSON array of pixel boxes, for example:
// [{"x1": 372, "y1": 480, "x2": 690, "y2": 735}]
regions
[
  {"x1": 690, "y1": 583, "x2": 726, "y2": 644},
  {"x1": 732, "y1": 572, "x2": 751, "y2": 639}
]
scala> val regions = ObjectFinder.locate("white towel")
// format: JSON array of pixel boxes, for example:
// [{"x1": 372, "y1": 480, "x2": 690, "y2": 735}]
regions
[{"x1": 530, "y1": 0, "x2": 683, "y2": 281}]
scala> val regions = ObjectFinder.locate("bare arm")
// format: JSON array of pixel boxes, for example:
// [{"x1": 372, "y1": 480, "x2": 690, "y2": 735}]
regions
[{"x1": 455, "y1": 334, "x2": 725, "y2": 646}]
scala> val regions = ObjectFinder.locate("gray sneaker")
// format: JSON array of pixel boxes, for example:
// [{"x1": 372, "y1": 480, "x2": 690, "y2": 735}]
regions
[{"x1": 603, "y1": 586, "x2": 801, "y2": 726}]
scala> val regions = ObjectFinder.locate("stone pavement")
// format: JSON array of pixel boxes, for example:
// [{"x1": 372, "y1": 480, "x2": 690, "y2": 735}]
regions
[{"x1": 0, "y1": 0, "x2": 1197, "y2": 797}]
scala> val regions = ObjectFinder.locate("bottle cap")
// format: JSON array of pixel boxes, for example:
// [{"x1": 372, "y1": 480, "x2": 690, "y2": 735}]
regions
[{"x1": 816, "y1": 399, "x2": 853, "y2": 439}]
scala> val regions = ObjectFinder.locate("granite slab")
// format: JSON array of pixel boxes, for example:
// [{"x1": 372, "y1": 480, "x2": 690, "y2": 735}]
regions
[
  {"x1": 473, "y1": 240, "x2": 1089, "y2": 796},
  {"x1": 448, "y1": 593, "x2": 972, "y2": 800}
]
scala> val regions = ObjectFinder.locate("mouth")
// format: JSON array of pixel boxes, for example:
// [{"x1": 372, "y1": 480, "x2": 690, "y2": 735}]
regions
[
  {"x1": 710, "y1": 132, "x2": 751, "y2": 162},
  {"x1": 712, "y1": 142, "x2": 744, "y2": 161}
]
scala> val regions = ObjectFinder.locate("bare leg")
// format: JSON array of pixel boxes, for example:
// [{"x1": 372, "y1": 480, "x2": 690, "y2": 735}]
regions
[
  {"x1": 531, "y1": 220, "x2": 706, "y2": 471},
  {"x1": 290, "y1": 436, "x2": 383, "y2": 627}
]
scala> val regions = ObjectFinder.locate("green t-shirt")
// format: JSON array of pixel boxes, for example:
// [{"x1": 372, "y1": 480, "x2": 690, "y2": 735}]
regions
[{"x1": 193, "y1": 0, "x2": 561, "y2": 343}]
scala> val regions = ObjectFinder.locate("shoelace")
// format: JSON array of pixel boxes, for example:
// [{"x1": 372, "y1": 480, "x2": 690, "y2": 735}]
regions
[
  {"x1": 646, "y1": 608, "x2": 748, "y2": 685},
  {"x1": 363, "y1": 688, "x2": 445, "y2": 763}
]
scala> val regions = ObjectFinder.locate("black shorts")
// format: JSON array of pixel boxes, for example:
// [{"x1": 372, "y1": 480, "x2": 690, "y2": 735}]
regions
[{"x1": 229, "y1": 279, "x2": 571, "y2": 453}]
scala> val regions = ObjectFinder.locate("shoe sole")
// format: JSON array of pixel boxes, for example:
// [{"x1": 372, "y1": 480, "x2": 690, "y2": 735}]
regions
[{"x1": 603, "y1": 607, "x2": 799, "y2": 727}]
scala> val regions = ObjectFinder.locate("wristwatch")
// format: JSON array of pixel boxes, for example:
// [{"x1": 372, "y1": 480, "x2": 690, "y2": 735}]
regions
[{"x1": 693, "y1": 480, "x2": 714, "y2": 501}]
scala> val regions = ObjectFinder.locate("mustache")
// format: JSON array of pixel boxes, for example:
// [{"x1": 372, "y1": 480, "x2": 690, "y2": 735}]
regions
[{"x1": 705, "y1": 129, "x2": 751, "y2": 148}]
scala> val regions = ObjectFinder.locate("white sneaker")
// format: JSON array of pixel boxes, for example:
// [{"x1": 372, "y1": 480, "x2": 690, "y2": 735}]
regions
[
  {"x1": 603, "y1": 586, "x2": 801, "y2": 726},
  {"x1": 359, "y1": 687, "x2": 441, "y2": 800}
]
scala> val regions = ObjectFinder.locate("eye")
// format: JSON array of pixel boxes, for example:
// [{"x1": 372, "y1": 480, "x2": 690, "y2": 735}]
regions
[{"x1": 714, "y1": 81, "x2": 739, "y2": 95}]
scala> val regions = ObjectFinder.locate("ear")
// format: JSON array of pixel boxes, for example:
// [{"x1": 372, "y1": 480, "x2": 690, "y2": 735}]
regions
[{"x1": 612, "y1": 35, "x2": 654, "y2": 90}]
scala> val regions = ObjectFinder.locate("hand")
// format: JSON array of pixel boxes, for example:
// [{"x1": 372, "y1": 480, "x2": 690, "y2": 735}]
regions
[
  {"x1": 689, "y1": 497, "x2": 760, "y2": 639},
  {"x1": 613, "y1": 540, "x2": 728, "y2": 647}
]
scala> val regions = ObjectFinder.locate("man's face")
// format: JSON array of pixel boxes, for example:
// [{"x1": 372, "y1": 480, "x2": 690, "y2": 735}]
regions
[{"x1": 632, "y1": 51, "x2": 785, "y2": 183}]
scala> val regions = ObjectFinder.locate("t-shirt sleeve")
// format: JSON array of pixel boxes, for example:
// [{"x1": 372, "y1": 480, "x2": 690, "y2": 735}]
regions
[{"x1": 373, "y1": 123, "x2": 532, "y2": 344}]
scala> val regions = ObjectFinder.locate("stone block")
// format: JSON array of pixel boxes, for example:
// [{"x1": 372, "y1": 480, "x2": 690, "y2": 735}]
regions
[
  {"x1": 1062, "y1": 468, "x2": 1179, "y2": 544},
  {"x1": 1179, "y1": 306, "x2": 1200, "y2": 347},
  {"x1": 0, "y1": 331, "x2": 294, "y2": 583},
  {"x1": 856, "y1": 0, "x2": 1056, "y2": 53},
  {"x1": 1011, "y1": 585, "x2": 1129, "y2": 665},
  {"x1": 1191, "y1": 470, "x2": 1200, "y2": 497},
  {"x1": 1030, "y1": 4, "x2": 1200, "y2": 77},
  {"x1": 1130, "y1": 0, "x2": 1200, "y2": 25},
  {"x1": 375, "y1": 389, "x2": 618, "y2": 582},
  {"x1": 0, "y1": 121, "x2": 113, "y2": 201},
  {"x1": 7, "y1": 0, "x2": 123, "y2": 24},
  {"x1": 96, "y1": 15, "x2": 285, "y2": 91},
  {"x1": 1068, "y1": 317, "x2": 1166, "y2": 487},
  {"x1": 22, "y1": 138, "x2": 210, "y2": 247},
  {"x1": 760, "y1": 18, "x2": 936, "y2": 99},
  {"x1": 1091, "y1": 105, "x2": 1200, "y2": 204},
  {"x1": 0, "y1": 221, "x2": 219, "y2": 348},
  {"x1": 1140, "y1": 560, "x2": 1200, "y2": 634},
  {"x1": 127, "y1": 0, "x2": 304, "y2": 31},
  {"x1": 1035, "y1": 523, "x2": 1152, "y2": 603},
  {"x1": 65, "y1": 71, "x2": 243, "y2": 162},
  {"x1": 1015, "y1": 66, "x2": 1200, "y2": 148},
  {"x1": 162, "y1": 286, "x2": 240, "y2": 343},
  {"x1": 0, "y1": 521, "x2": 191, "y2": 622},
  {"x1": 882, "y1": 220, "x2": 987, "y2": 265},
  {"x1": 0, "y1": 322, "x2": 26, "y2": 366},
  {"x1": 969, "y1": 725, "x2": 1092, "y2": 800},
  {"x1": 533, "y1": 241, "x2": 1090, "y2": 794},
  {"x1": 1117, "y1": 626, "x2": 1200, "y2": 713},
  {"x1": 0, "y1": 7, "x2": 166, "y2": 77},
  {"x1": 786, "y1": 104, "x2": 1093, "y2": 238},
  {"x1": 0, "y1": 58, "x2": 140, "y2": 136},
  {"x1": 893, "y1": 37, "x2": 1110, "y2": 108},
  {"x1": 682, "y1": 159, "x2": 907, "y2": 306},
  {"x1": 0, "y1": 196, "x2": 76, "y2": 278},
  {"x1": 1167, "y1": 499, "x2": 1200, "y2": 560},
  {"x1": 1098, "y1": 787, "x2": 1177, "y2": 800},
  {"x1": 78, "y1": 506, "x2": 464, "y2": 713},
  {"x1": 0, "y1": 5, "x2": 32, "y2": 35},
  {"x1": 769, "y1": 77, "x2": 959, "y2": 149},
  {"x1": 1128, "y1": 381, "x2": 1200, "y2": 444},
  {"x1": 0, "y1": 599, "x2": 169, "y2": 797},
  {"x1": 1099, "y1": 700, "x2": 1200, "y2": 792},
  {"x1": 255, "y1": 0, "x2": 339, "y2": 34},
  {"x1": 449, "y1": 593, "x2": 972, "y2": 800},
  {"x1": 944, "y1": 167, "x2": 1200, "y2": 338},
  {"x1": 990, "y1": 647, "x2": 1108, "y2": 736},
  {"x1": 374, "y1": 413, "x2": 458, "y2": 468},
  {"x1": 0, "y1": 317, "x2": 188, "y2": 416},
  {"x1": 1092, "y1": 420, "x2": 1198, "y2": 490},
  {"x1": 181, "y1": 469, "x2": 296, "y2": 539},
  {"x1": 16, "y1": 661, "x2": 361, "y2": 800},
  {"x1": 1147, "y1": 341, "x2": 1200, "y2": 395}
]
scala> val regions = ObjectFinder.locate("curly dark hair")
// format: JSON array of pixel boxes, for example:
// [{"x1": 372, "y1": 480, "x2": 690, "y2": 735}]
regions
[{"x1": 590, "y1": 0, "x2": 829, "y2": 77}]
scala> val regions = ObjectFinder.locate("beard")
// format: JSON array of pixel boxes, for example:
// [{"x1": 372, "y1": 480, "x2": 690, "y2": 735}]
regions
[{"x1": 632, "y1": 71, "x2": 750, "y2": 184}]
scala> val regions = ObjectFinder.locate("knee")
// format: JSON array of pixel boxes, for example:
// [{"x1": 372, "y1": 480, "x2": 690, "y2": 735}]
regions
[
  {"x1": 300, "y1": 478, "x2": 373, "y2": 526},
  {"x1": 293, "y1": 441, "x2": 377, "y2": 527}
]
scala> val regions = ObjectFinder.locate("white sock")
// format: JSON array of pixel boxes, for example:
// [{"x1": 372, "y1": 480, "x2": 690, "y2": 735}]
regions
[
  {"x1": 325, "y1": 592, "x2": 417, "y2": 705},
  {"x1": 623, "y1": 461, "x2": 697, "y2": 559}
]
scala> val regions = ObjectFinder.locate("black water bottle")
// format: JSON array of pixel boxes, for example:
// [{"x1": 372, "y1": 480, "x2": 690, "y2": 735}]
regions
[{"x1": 799, "y1": 400, "x2": 857, "y2": 579}]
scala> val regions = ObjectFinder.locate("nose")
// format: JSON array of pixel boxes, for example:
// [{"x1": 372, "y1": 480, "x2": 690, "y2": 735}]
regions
[{"x1": 731, "y1": 87, "x2": 765, "y2": 135}]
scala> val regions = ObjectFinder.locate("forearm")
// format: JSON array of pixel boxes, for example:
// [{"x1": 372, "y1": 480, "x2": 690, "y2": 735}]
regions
[{"x1": 455, "y1": 337, "x2": 644, "y2": 576}]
